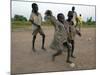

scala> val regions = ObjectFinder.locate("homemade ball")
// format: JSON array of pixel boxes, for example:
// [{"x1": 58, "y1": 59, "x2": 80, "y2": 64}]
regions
[{"x1": 70, "y1": 63, "x2": 75, "y2": 68}]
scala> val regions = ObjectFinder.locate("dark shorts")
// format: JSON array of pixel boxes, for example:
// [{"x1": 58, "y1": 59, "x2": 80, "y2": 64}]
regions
[{"x1": 32, "y1": 27, "x2": 44, "y2": 36}]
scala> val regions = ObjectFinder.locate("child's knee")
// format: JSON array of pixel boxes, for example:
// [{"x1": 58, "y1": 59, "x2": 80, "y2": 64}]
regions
[
  {"x1": 33, "y1": 35, "x2": 36, "y2": 39},
  {"x1": 42, "y1": 34, "x2": 45, "y2": 38},
  {"x1": 57, "y1": 50, "x2": 62, "y2": 55}
]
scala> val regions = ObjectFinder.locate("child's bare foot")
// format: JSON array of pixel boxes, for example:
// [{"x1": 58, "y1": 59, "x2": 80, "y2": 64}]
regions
[
  {"x1": 71, "y1": 55, "x2": 76, "y2": 58},
  {"x1": 52, "y1": 55, "x2": 55, "y2": 61},
  {"x1": 32, "y1": 48, "x2": 36, "y2": 52},
  {"x1": 41, "y1": 47, "x2": 46, "y2": 51},
  {"x1": 66, "y1": 60, "x2": 73, "y2": 63}
]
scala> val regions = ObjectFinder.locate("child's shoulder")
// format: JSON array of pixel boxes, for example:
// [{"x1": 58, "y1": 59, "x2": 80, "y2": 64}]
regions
[
  {"x1": 65, "y1": 20, "x2": 69, "y2": 24},
  {"x1": 38, "y1": 12, "x2": 41, "y2": 15},
  {"x1": 65, "y1": 20, "x2": 73, "y2": 26}
]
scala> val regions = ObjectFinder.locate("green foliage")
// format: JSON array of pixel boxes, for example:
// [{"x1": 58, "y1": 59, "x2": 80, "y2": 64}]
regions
[
  {"x1": 12, "y1": 21, "x2": 31, "y2": 25},
  {"x1": 86, "y1": 17, "x2": 96, "y2": 25},
  {"x1": 11, "y1": 19, "x2": 95, "y2": 30},
  {"x1": 11, "y1": 21, "x2": 31, "y2": 29},
  {"x1": 13, "y1": 15, "x2": 27, "y2": 22},
  {"x1": 87, "y1": 17, "x2": 92, "y2": 22}
]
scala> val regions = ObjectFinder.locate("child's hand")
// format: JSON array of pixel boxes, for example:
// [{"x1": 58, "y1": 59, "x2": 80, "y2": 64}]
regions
[
  {"x1": 32, "y1": 32, "x2": 34, "y2": 35},
  {"x1": 37, "y1": 25, "x2": 40, "y2": 28},
  {"x1": 78, "y1": 32, "x2": 81, "y2": 37},
  {"x1": 76, "y1": 30, "x2": 81, "y2": 37}
]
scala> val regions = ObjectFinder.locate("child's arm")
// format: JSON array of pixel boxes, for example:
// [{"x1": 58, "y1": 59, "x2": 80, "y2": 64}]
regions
[
  {"x1": 29, "y1": 19, "x2": 40, "y2": 28},
  {"x1": 29, "y1": 12, "x2": 40, "y2": 28},
  {"x1": 76, "y1": 29, "x2": 81, "y2": 37}
]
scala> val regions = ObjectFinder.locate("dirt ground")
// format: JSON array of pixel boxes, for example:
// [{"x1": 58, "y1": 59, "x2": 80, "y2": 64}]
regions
[{"x1": 11, "y1": 26, "x2": 96, "y2": 74}]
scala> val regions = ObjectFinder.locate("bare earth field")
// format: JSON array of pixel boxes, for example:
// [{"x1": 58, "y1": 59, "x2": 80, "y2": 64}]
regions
[{"x1": 11, "y1": 26, "x2": 96, "y2": 74}]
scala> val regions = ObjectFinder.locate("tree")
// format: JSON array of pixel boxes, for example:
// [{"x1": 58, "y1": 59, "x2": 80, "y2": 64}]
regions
[
  {"x1": 87, "y1": 17, "x2": 92, "y2": 23},
  {"x1": 14, "y1": 15, "x2": 27, "y2": 21},
  {"x1": 86, "y1": 17, "x2": 95, "y2": 25}
]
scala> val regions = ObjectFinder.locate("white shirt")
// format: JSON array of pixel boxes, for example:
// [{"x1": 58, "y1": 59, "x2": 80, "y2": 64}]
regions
[
  {"x1": 29, "y1": 12, "x2": 42, "y2": 31},
  {"x1": 72, "y1": 11, "x2": 77, "y2": 25}
]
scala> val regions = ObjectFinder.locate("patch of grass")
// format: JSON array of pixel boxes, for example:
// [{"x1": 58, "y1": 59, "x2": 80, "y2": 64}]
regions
[
  {"x1": 82, "y1": 24, "x2": 96, "y2": 28},
  {"x1": 11, "y1": 21, "x2": 31, "y2": 29},
  {"x1": 11, "y1": 21, "x2": 96, "y2": 30}
]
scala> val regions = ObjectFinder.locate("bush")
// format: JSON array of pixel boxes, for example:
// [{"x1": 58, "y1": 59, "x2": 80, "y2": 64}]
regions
[
  {"x1": 13, "y1": 15, "x2": 27, "y2": 22},
  {"x1": 86, "y1": 17, "x2": 96, "y2": 25}
]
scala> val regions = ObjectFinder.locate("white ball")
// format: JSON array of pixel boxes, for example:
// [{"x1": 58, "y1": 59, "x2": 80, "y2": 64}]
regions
[{"x1": 70, "y1": 63, "x2": 75, "y2": 68}]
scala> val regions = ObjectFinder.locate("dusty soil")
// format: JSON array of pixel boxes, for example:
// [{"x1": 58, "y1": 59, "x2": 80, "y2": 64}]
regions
[{"x1": 11, "y1": 26, "x2": 96, "y2": 74}]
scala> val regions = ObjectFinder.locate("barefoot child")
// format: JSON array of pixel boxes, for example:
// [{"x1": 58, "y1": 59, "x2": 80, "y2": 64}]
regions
[
  {"x1": 66, "y1": 11, "x2": 81, "y2": 58},
  {"x1": 77, "y1": 14, "x2": 83, "y2": 32},
  {"x1": 29, "y1": 3, "x2": 46, "y2": 52},
  {"x1": 71, "y1": 6, "x2": 78, "y2": 27},
  {"x1": 45, "y1": 10, "x2": 72, "y2": 63}
]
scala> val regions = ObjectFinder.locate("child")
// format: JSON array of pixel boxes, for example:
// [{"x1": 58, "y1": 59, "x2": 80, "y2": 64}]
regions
[
  {"x1": 71, "y1": 6, "x2": 78, "y2": 27},
  {"x1": 45, "y1": 10, "x2": 72, "y2": 63},
  {"x1": 77, "y1": 14, "x2": 83, "y2": 32},
  {"x1": 29, "y1": 3, "x2": 46, "y2": 52},
  {"x1": 66, "y1": 11, "x2": 81, "y2": 58}
]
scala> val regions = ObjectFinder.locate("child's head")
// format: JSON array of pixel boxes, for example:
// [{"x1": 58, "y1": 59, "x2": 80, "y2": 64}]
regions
[
  {"x1": 32, "y1": 3, "x2": 38, "y2": 13},
  {"x1": 79, "y1": 14, "x2": 82, "y2": 16},
  {"x1": 67, "y1": 11, "x2": 73, "y2": 21},
  {"x1": 45, "y1": 10, "x2": 52, "y2": 16},
  {"x1": 72, "y1": 6, "x2": 75, "y2": 11},
  {"x1": 57, "y1": 13, "x2": 65, "y2": 24},
  {"x1": 44, "y1": 10, "x2": 52, "y2": 21}
]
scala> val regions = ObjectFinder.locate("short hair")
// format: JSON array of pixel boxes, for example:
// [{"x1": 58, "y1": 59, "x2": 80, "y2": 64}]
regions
[
  {"x1": 45, "y1": 10, "x2": 52, "y2": 16},
  {"x1": 57, "y1": 13, "x2": 64, "y2": 19},
  {"x1": 32, "y1": 3, "x2": 38, "y2": 8},
  {"x1": 72, "y1": 6, "x2": 75, "y2": 10}
]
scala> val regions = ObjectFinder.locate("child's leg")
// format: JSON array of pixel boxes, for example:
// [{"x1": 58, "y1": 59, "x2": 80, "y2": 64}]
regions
[
  {"x1": 71, "y1": 40, "x2": 75, "y2": 58},
  {"x1": 79, "y1": 22, "x2": 82, "y2": 32},
  {"x1": 67, "y1": 48, "x2": 72, "y2": 63},
  {"x1": 39, "y1": 27, "x2": 46, "y2": 50},
  {"x1": 32, "y1": 30, "x2": 38, "y2": 52},
  {"x1": 52, "y1": 50, "x2": 62, "y2": 61},
  {"x1": 32, "y1": 35, "x2": 36, "y2": 52},
  {"x1": 63, "y1": 42, "x2": 72, "y2": 63},
  {"x1": 41, "y1": 34, "x2": 45, "y2": 49},
  {"x1": 79, "y1": 25, "x2": 81, "y2": 31}
]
